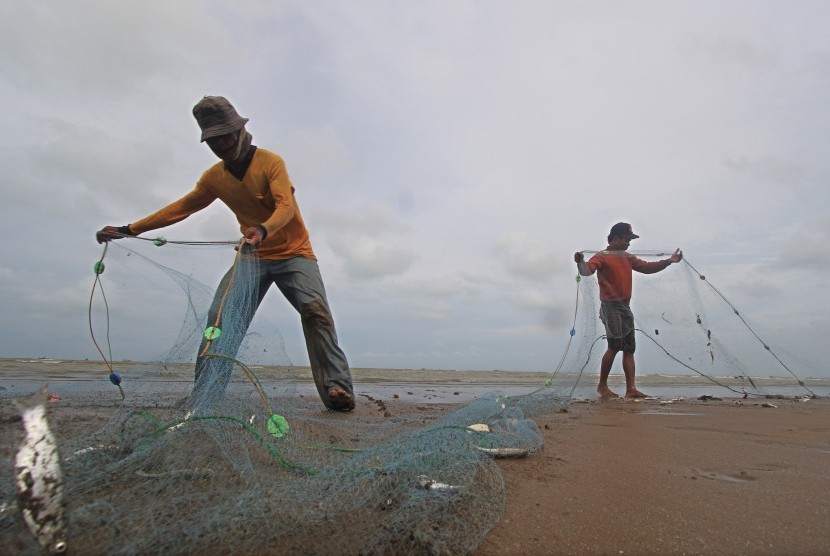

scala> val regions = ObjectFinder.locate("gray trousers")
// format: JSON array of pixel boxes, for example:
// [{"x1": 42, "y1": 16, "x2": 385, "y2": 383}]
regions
[
  {"x1": 599, "y1": 301, "x2": 636, "y2": 353},
  {"x1": 193, "y1": 256, "x2": 353, "y2": 409}
]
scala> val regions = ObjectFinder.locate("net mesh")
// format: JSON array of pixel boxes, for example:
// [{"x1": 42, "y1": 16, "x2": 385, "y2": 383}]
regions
[
  {"x1": 0, "y1": 243, "x2": 817, "y2": 555},
  {"x1": 564, "y1": 250, "x2": 817, "y2": 398}
]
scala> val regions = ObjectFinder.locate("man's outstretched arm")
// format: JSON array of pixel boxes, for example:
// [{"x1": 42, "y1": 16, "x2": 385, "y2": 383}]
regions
[
  {"x1": 632, "y1": 248, "x2": 683, "y2": 274},
  {"x1": 574, "y1": 251, "x2": 594, "y2": 276},
  {"x1": 95, "y1": 188, "x2": 216, "y2": 244}
]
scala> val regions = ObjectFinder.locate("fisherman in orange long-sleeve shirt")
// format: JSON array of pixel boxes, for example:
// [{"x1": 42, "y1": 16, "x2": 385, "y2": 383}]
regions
[
  {"x1": 574, "y1": 223, "x2": 682, "y2": 398},
  {"x1": 97, "y1": 96, "x2": 355, "y2": 411}
]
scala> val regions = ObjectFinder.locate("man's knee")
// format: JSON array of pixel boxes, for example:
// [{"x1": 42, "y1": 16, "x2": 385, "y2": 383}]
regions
[{"x1": 300, "y1": 299, "x2": 333, "y2": 332}]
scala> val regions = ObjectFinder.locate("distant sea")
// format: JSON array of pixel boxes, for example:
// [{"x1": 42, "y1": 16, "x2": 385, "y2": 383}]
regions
[{"x1": 1, "y1": 358, "x2": 827, "y2": 402}]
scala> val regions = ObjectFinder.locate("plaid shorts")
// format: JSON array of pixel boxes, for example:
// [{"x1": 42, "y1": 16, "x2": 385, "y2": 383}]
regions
[{"x1": 599, "y1": 301, "x2": 636, "y2": 353}]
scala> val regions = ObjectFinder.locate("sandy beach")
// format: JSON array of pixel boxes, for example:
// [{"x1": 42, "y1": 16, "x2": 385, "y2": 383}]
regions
[
  {"x1": 475, "y1": 397, "x2": 830, "y2": 556},
  {"x1": 2, "y1": 359, "x2": 829, "y2": 554}
]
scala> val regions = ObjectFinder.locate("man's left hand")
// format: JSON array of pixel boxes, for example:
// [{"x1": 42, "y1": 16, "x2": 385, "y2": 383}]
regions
[
  {"x1": 243, "y1": 226, "x2": 264, "y2": 248},
  {"x1": 669, "y1": 248, "x2": 683, "y2": 263}
]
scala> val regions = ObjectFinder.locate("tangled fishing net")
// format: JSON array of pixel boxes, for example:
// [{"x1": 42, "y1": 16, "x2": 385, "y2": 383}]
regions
[
  {"x1": 0, "y1": 242, "x2": 816, "y2": 554},
  {"x1": 560, "y1": 250, "x2": 818, "y2": 400}
]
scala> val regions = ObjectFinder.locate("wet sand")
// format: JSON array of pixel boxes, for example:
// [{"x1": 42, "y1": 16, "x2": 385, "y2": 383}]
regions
[
  {"x1": 474, "y1": 397, "x2": 830, "y2": 555},
  {"x1": 2, "y1": 359, "x2": 829, "y2": 554}
]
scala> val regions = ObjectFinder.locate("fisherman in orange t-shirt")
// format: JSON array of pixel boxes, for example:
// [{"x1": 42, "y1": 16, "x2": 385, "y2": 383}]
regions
[
  {"x1": 96, "y1": 96, "x2": 355, "y2": 411},
  {"x1": 574, "y1": 223, "x2": 682, "y2": 398}
]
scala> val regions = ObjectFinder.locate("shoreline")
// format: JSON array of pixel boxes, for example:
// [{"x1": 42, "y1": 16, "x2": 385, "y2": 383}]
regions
[
  {"x1": 2, "y1": 357, "x2": 826, "y2": 384},
  {"x1": 2, "y1": 358, "x2": 826, "y2": 404}
]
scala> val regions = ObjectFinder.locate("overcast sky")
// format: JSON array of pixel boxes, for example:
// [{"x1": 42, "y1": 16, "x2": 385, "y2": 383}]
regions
[{"x1": 1, "y1": 1, "x2": 827, "y2": 379}]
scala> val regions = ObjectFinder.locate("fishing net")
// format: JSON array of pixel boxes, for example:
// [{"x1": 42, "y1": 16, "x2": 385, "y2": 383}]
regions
[
  {"x1": 0, "y1": 242, "x2": 816, "y2": 555},
  {"x1": 560, "y1": 250, "x2": 818, "y2": 399}
]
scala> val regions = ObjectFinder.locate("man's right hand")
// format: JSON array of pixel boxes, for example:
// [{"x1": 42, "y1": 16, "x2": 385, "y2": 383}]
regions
[
  {"x1": 96, "y1": 225, "x2": 130, "y2": 244},
  {"x1": 574, "y1": 251, "x2": 584, "y2": 263}
]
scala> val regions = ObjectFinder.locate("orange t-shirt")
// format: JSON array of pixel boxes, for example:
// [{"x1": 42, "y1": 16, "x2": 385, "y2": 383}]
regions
[
  {"x1": 130, "y1": 149, "x2": 315, "y2": 260},
  {"x1": 586, "y1": 250, "x2": 671, "y2": 303}
]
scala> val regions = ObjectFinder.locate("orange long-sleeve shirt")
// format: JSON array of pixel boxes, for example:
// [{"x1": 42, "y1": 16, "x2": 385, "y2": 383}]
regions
[
  {"x1": 584, "y1": 250, "x2": 671, "y2": 303},
  {"x1": 130, "y1": 148, "x2": 315, "y2": 260}
]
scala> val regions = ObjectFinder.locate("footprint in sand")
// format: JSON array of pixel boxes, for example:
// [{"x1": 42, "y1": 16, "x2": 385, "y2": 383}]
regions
[{"x1": 691, "y1": 468, "x2": 756, "y2": 483}]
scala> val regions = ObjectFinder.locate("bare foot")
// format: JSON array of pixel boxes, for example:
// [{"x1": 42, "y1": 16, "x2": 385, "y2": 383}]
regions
[
  {"x1": 327, "y1": 387, "x2": 356, "y2": 411},
  {"x1": 625, "y1": 389, "x2": 649, "y2": 398},
  {"x1": 597, "y1": 385, "x2": 619, "y2": 399}
]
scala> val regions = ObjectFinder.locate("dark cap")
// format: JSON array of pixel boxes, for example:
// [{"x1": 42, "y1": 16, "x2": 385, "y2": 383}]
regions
[
  {"x1": 192, "y1": 96, "x2": 249, "y2": 142},
  {"x1": 608, "y1": 222, "x2": 640, "y2": 241}
]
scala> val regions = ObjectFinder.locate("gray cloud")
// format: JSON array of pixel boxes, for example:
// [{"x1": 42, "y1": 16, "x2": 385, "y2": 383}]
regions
[
  {"x1": 722, "y1": 155, "x2": 807, "y2": 186},
  {"x1": 775, "y1": 217, "x2": 830, "y2": 271},
  {"x1": 0, "y1": 1, "x2": 227, "y2": 95},
  {"x1": 328, "y1": 235, "x2": 417, "y2": 280},
  {"x1": 496, "y1": 232, "x2": 568, "y2": 283},
  {"x1": 1, "y1": 1, "x2": 828, "y2": 376}
]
